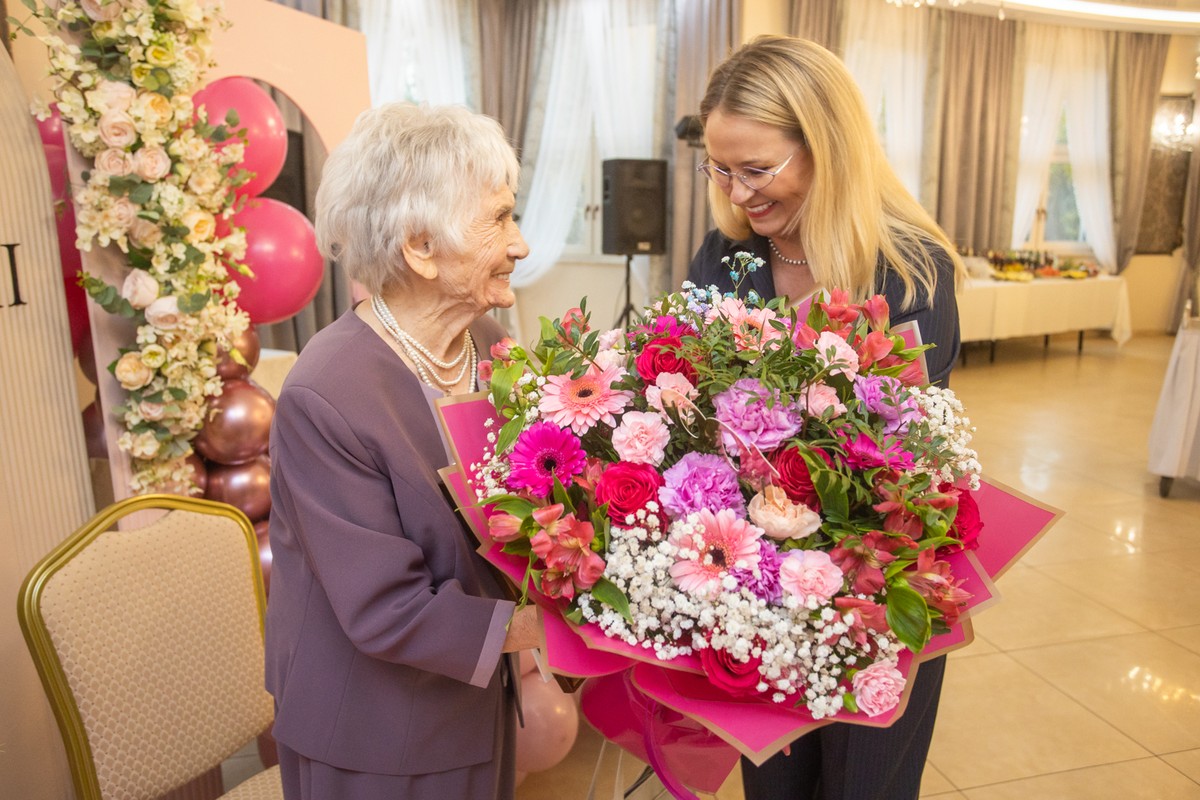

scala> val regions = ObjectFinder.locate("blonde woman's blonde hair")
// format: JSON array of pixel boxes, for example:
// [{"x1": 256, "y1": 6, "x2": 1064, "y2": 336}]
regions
[
  {"x1": 700, "y1": 35, "x2": 964, "y2": 308},
  {"x1": 315, "y1": 103, "x2": 520, "y2": 295}
]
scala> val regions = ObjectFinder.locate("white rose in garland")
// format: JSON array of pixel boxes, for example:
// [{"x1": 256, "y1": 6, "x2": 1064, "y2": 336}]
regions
[{"x1": 10, "y1": 0, "x2": 256, "y2": 494}]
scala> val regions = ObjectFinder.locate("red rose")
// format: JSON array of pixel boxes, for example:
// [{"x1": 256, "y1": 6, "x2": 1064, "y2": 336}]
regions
[
  {"x1": 771, "y1": 446, "x2": 829, "y2": 511},
  {"x1": 946, "y1": 485, "x2": 983, "y2": 551},
  {"x1": 634, "y1": 335, "x2": 697, "y2": 385},
  {"x1": 595, "y1": 461, "x2": 665, "y2": 523},
  {"x1": 699, "y1": 644, "x2": 763, "y2": 698}
]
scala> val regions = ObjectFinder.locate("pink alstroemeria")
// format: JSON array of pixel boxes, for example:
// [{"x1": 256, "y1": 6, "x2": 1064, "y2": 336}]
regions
[
  {"x1": 820, "y1": 288, "x2": 862, "y2": 325},
  {"x1": 856, "y1": 330, "x2": 894, "y2": 370},
  {"x1": 829, "y1": 530, "x2": 916, "y2": 595},
  {"x1": 792, "y1": 322, "x2": 819, "y2": 350},
  {"x1": 529, "y1": 505, "x2": 606, "y2": 595},
  {"x1": 862, "y1": 294, "x2": 890, "y2": 330},
  {"x1": 477, "y1": 359, "x2": 494, "y2": 383},
  {"x1": 833, "y1": 596, "x2": 890, "y2": 650},
  {"x1": 906, "y1": 549, "x2": 972, "y2": 626},
  {"x1": 733, "y1": 307, "x2": 788, "y2": 353}
]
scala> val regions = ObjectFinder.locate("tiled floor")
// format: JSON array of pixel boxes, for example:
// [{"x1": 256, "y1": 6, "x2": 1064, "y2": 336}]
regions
[{"x1": 517, "y1": 332, "x2": 1200, "y2": 800}]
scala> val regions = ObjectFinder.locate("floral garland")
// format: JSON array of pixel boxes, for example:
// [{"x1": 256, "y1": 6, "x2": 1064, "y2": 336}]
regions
[{"x1": 10, "y1": 0, "x2": 252, "y2": 493}]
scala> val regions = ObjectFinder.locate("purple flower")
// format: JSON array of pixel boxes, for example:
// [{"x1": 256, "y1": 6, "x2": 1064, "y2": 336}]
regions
[
  {"x1": 659, "y1": 452, "x2": 746, "y2": 520},
  {"x1": 713, "y1": 378, "x2": 802, "y2": 454},
  {"x1": 507, "y1": 422, "x2": 587, "y2": 497},
  {"x1": 853, "y1": 375, "x2": 921, "y2": 434},
  {"x1": 731, "y1": 540, "x2": 786, "y2": 604}
]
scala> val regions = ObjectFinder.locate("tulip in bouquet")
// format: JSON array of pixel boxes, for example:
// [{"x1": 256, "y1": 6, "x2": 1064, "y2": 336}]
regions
[{"x1": 438, "y1": 253, "x2": 1053, "y2": 795}]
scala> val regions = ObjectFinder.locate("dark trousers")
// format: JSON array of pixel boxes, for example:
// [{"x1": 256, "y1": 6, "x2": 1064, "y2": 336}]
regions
[{"x1": 741, "y1": 655, "x2": 946, "y2": 800}]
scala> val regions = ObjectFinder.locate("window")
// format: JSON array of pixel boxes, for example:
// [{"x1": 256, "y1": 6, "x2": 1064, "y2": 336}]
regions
[{"x1": 1027, "y1": 112, "x2": 1089, "y2": 256}]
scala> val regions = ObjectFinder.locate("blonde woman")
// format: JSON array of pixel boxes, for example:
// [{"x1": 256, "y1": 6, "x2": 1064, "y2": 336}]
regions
[{"x1": 687, "y1": 36, "x2": 965, "y2": 798}]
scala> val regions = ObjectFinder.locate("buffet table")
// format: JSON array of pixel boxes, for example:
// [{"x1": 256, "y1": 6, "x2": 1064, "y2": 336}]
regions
[{"x1": 956, "y1": 274, "x2": 1132, "y2": 356}]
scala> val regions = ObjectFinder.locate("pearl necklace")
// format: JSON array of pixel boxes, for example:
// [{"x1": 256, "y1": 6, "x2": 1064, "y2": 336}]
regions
[
  {"x1": 769, "y1": 239, "x2": 808, "y2": 267},
  {"x1": 371, "y1": 294, "x2": 475, "y2": 393}
]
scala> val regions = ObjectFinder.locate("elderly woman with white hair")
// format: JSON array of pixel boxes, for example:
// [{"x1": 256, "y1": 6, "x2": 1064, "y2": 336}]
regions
[{"x1": 263, "y1": 102, "x2": 540, "y2": 800}]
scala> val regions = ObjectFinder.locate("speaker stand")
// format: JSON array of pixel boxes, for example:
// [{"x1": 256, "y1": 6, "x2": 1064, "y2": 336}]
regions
[{"x1": 615, "y1": 254, "x2": 637, "y2": 328}]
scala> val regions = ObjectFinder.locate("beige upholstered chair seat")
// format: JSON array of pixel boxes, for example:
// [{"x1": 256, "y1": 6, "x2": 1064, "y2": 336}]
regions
[
  {"x1": 224, "y1": 764, "x2": 284, "y2": 800},
  {"x1": 19, "y1": 495, "x2": 284, "y2": 800}
]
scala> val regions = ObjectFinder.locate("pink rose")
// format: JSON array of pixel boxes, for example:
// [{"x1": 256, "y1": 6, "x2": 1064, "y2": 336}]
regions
[
  {"x1": 137, "y1": 400, "x2": 166, "y2": 421},
  {"x1": 98, "y1": 110, "x2": 137, "y2": 149},
  {"x1": 490, "y1": 337, "x2": 521, "y2": 362},
  {"x1": 595, "y1": 461, "x2": 664, "y2": 523},
  {"x1": 145, "y1": 295, "x2": 183, "y2": 330},
  {"x1": 611, "y1": 411, "x2": 670, "y2": 466},
  {"x1": 121, "y1": 269, "x2": 159, "y2": 309},
  {"x1": 94, "y1": 147, "x2": 133, "y2": 176},
  {"x1": 89, "y1": 80, "x2": 136, "y2": 113},
  {"x1": 104, "y1": 197, "x2": 138, "y2": 233},
  {"x1": 699, "y1": 645, "x2": 762, "y2": 698},
  {"x1": 114, "y1": 351, "x2": 154, "y2": 389},
  {"x1": 798, "y1": 382, "x2": 846, "y2": 418},
  {"x1": 634, "y1": 335, "x2": 696, "y2": 385},
  {"x1": 644, "y1": 371, "x2": 697, "y2": 416},
  {"x1": 851, "y1": 660, "x2": 906, "y2": 717},
  {"x1": 779, "y1": 550, "x2": 844, "y2": 606},
  {"x1": 129, "y1": 218, "x2": 163, "y2": 249},
  {"x1": 813, "y1": 331, "x2": 860, "y2": 378},
  {"x1": 559, "y1": 306, "x2": 587, "y2": 343},
  {"x1": 133, "y1": 146, "x2": 171, "y2": 182}
]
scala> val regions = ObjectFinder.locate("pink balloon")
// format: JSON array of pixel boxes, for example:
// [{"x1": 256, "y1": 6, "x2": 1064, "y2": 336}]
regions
[
  {"x1": 515, "y1": 674, "x2": 579, "y2": 774},
  {"x1": 36, "y1": 106, "x2": 64, "y2": 147},
  {"x1": 194, "y1": 378, "x2": 275, "y2": 465},
  {"x1": 216, "y1": 323, "x2": 262, "y2": 380},
  {"x1": 192, "y1": 76, "x2": 287, "y2": 197},
  {"x1": 254, "y1": 519, "x2": 273, "y2": 596},
  {"x1": 225, "y1": 198, "x2": 324, "y2": 325},
  {"x1": 519, "y1": 650, "x2": 540, "y2": 676},
  {"x1": 205, "y1": 454, "x2": 272, "y2": 522}
]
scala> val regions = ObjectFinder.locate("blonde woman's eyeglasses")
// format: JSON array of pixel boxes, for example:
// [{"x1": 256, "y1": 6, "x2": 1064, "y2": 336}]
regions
[{"x1": 697, "y1": 150, "x2": 798, "y2": 191}]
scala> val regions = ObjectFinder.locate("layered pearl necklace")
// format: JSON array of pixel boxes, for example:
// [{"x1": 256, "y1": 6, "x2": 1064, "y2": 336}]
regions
[
  {"x1": 371, "y1": 294, "x2": 475, "y2": 393},
  {"x1": 769, "y1": 239, "x2": 808, "y2": 267}
]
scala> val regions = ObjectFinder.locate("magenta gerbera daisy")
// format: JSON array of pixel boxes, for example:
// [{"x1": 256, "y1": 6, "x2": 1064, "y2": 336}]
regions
[
  {"x1": 668, "y1": 509, "x2": 764, "y2": 600},
  {"x1": 538, "y1": 363, "x2": 633, "y2": 435},
  {"x1": 506, "y1": 422, "x2": 587, "y2": 497}
]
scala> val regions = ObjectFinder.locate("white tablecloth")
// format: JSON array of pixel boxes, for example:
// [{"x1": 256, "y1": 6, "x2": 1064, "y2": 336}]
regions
[
  {"x1": 1148, "y1": 325, "x2": 1200, "y2": 481},
  {"x1": 957, "y1": 274, "x2": 1132, "y2": 345}
]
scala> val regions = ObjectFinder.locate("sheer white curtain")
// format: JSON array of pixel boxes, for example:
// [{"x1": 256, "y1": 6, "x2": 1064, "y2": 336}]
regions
[
  {"x1": 582, "y1": 0, "x2": 661, "y2": 299},
  {"x1": 842, "y1": 0, "x2": 927, "y2": 197},
  {"x1": 510, "y1": 1, "x2": 592, "y2": 287},
  {"x1": 1061, "y1": 28, "x2": 1117, "y2": 272},
  {"x1": 359, "y1": 0, "x2": 473, "y2": 107},
  {"x1": 1011, "y1": 23, "x2": 1069, "y2": 248}
]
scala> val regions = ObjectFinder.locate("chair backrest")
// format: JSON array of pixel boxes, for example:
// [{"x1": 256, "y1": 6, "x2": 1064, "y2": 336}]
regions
[{"x1": 18, "y1": 494, "x2": 275, "y2": 800}]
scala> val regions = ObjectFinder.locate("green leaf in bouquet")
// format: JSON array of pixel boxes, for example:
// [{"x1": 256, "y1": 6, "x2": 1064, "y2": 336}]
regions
[
  {"x1": 590, "y1": 576, "x2": 632, "y2": 623},
  {"x1": 590, "y1": 507, "x2": 611, "y2": 552},
  {"x1": 128, "y1": 180, "x2": 155, "y2": 205},
  {"x1": 488, "y1": 360, "x2": 523, "y2": 409},
  {"x1": 501, "y1": 537, "x2": 532, "y2": 557},
  {"x1": 488, "y1": 494, "x2": 536, "y2": 518},
  {"x1": 551, "y1": 476, "x2": 576, "y2": 514},
  {"x1": 807, "y1": 460, "x2": 849, "y2": 520},
  {"x1": 842, "y1": 693, "x2": 860, "y2": 715},
  {"x1": 176, "y1": 291, "x2": 211, "y2": 313},
  {"x1": 885, "y1": 582, "x2": 931, "y2": 653},
  {"x1": 495, "y1": 416, "x2": 523, "y2": 456}
]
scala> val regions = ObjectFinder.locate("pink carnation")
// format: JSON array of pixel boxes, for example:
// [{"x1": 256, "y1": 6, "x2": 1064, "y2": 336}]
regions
[
  {"x1": 798, "y1": 382, "x2": 846, "y2": 418},
  {"x1": 851, "y1": 660, "x2": 906, "y2": 717},
  {"x1": 813, "y1": 331, "x2": 860, "y2": 378},
  {"x1": 611, "y1": 411, "x2": 671, "y2": 466},
  {"x1": 779, "y1": 550, "x2": 844, "y2": 606}
]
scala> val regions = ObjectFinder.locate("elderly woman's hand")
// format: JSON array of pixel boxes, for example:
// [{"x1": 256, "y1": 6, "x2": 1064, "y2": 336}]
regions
[{"x1": 501, "y1": 605, "x2": 544, "y2": 653}]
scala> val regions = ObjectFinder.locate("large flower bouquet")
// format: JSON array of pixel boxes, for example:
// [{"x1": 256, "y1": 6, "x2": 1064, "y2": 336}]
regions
[{"x1": 438, "y1": 254, "x2": 1055, "y2": 797}]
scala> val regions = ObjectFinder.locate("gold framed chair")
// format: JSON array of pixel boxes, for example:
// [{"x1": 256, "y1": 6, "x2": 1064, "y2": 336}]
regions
[{"x1": 18, "y1": 494, "x2": 283, "y2": 800}]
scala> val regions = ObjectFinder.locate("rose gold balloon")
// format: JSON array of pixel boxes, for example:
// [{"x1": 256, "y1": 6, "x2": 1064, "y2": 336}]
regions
[
  {"x1": 194, "y1": 378, "x2": 275, "y2": 465},
  {"x1": 254, "y1": 518, "x2": 273, "y2": 596},
  {"x1": 216, "y1": 324, "x2": 262, "y2": 380},
  {"x1": 515, "y1": 674, "x2": 579, "y2": 773},
  {"x1": 185, "y1": 452, "x2": 209, "y2": 496},
  {"x1": 81, "y1": 397, "x2": 107, "y2": 459},
  {"x1": 205, "y1": 455, "x2": 272, "y2": 522}
]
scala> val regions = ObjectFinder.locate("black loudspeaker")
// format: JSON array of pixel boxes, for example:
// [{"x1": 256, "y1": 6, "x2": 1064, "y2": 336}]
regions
[{"x1": 602, "y1": 159, "x2": 668, "y2": 255}]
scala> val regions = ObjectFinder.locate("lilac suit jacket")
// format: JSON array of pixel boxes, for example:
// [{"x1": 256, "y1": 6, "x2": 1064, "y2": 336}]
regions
[{"x1": 264, "y1": 308, "x2": 514, "y2": 776}]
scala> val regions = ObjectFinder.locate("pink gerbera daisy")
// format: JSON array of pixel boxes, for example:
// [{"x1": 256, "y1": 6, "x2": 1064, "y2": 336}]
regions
[
  {"x1": 507, "y1": 422, "x2": 587, "y2": 497},
  {"x1": 538, "y1": 363, "x2": 632, "y2": 435},
  {"x1": 668, "y1": 509, "x2": 764, "y2": 600}
]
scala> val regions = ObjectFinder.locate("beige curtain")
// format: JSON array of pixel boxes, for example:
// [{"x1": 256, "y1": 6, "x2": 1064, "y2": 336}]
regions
[
  {"x1": 1109, "y1": 31, "x2": 1170, "y2": 275},
  {"x1": 670, "y1": 0, "x2": 741, "y2": 288},
  {"x1": 789, "y1": 0, "x2": 843, "y2": 53},
  {"x1": 927, "y1": 10, "x2": 1019, "y2": 253},
  {"x1": 477, "y1": 0, "x2": 540, "y2": 156}
]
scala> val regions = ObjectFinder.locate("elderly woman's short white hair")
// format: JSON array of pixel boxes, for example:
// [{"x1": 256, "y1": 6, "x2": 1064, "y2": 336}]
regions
[{"x1": 314, "y1": 103, "x2": 520, "y2": 294}]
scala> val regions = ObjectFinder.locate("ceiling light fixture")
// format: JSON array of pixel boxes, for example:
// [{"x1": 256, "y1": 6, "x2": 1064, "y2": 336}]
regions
[{"x1": 884, "y1": 0, "x2": 965, "y2": 7}]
